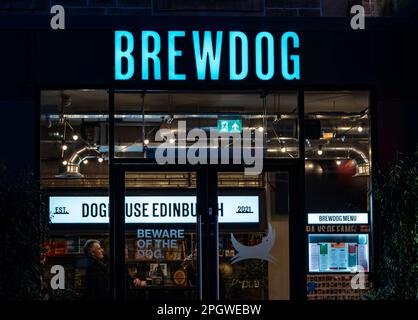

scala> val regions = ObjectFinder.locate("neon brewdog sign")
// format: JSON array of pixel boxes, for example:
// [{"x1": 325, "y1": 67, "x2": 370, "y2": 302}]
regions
[{"x1": 114, "y1": 30, "x2": 300, "y2": 81}]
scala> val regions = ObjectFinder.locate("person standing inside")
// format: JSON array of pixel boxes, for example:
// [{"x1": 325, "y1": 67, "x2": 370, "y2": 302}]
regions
[
  {"x1": 83, "y1": 239, "x2": 109, "y2": 300},
  {"x1": 183, "y1": 249, "x2": 198, "y2": 287}
]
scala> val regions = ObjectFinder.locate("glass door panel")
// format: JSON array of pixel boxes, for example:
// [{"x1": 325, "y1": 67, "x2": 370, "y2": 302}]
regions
[
  {"x1": 124, "y1": 171, "x2": 198, "y2": 300},
  {"x1": 217, "y1": 171, "x2": 290, "y2": 300}
]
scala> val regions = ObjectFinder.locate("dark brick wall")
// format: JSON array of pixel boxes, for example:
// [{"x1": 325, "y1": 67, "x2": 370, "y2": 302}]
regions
[
  {"x1": 0, "y1": 0, "x2": 50, "y2": 13},
  {"x1": 0, "y1": 0, "x2": 385, "y2": 17},
  {"x1": 266, "y1": 0, "x2": 321, "y2": 17},
  {"x1": 155, "y1": 0, "x2": 263, "y2": 11}
]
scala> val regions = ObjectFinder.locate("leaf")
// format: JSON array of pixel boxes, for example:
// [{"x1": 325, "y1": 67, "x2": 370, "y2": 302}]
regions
[
  {"x1": 368, "y1": 154, "x2": 418, "y2": 300},
  {"x1": 0, "y1": 165, "x2": 49, "y2": 300}
]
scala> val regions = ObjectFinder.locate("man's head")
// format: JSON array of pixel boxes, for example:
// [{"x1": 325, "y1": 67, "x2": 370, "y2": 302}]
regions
[{"x1": 83, "y1": 239, "x2": 104, "y2": 260}]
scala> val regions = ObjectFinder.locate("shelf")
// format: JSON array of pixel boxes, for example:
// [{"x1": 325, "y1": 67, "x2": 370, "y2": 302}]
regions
[
  {"x1": 45, "y1": 253, "x2": 83, "y2": 257},
  {"x1": 131, "y1": 286, "x2": 196, "y2": 290},
  {"x1": 126, "y1": 260, "x2": 182, "y2": 264}
]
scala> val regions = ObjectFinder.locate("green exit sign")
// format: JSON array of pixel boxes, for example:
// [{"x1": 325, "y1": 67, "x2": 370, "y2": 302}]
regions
[{"x1": 217, "y1": 119, "x2": 242, "y2": 133}]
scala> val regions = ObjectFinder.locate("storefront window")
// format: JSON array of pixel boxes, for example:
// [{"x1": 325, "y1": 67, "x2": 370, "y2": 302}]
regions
[
  {"x1": 304, "y1": 91, "x2": 370, "y2": 211},
  {"x1": 40, "y1": 89, "x2": 370, "y2": 300},
  {"x1": 304, "y1": 91, "x2": 371, "y2": 300},
  {"x1": 40, "y1": 90, "x2": 110, "y2": 300},
  {"x1": 114, "y1": 91, "x2": 298, "y2": 159}
]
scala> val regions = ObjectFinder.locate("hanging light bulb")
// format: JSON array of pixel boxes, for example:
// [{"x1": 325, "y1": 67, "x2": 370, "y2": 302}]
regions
[
  {"x1": 72, "y1": 134, "x2": 79, "y2": 141},
  {"x1": 83, "y1": 159, "x2": 88, "y2": 165},
  {"x1": 62, "y1": 160, "x2": 68, "y2": 166},
  {"x1": 144, "y1": 139, "x2": 150, "y2": 145},
  {"x1": 305, "y1": 162, "x2": 314, "y2": 169},
  {"x1": 317, "y1": 145, "x2": 323, "y2": 156},
  {"x1": 62, "y1": 144, "x2": 68, "y2": 151},
  {"x1": 98, "y1": 157, "x2": 104, "y2": 163},
  {"x1": 336, "y1": 160, "x2": 342, "y2": 166}
]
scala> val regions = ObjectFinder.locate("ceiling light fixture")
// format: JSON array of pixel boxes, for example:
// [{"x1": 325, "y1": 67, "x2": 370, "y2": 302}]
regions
[{"x1": 317, "y1": 145, "x2": 323, "y2": 156}]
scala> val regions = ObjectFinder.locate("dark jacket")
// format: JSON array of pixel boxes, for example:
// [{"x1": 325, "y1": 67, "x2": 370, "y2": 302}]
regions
[
  {"x1": 185, "y1": 265, "x2": 196, "y2": 286},
  {"x1": 83, "y1": 258, "x2": 109, "y2": 300}
]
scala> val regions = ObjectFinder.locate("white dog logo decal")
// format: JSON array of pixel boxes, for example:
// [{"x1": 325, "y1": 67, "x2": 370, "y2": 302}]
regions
[{"x1": 230, "y1": 224, "x2": 277, "y2": 264}]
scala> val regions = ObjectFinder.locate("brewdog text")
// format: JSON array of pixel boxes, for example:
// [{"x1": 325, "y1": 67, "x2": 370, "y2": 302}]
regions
[{"x1": 115, "y1": 30, "x2": 300, "y2": 81}]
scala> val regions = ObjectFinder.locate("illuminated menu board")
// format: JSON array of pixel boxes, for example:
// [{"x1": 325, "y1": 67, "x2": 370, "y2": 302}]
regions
[{"x1": 308, "y1": 234, "x2": 369, "y2": 273}]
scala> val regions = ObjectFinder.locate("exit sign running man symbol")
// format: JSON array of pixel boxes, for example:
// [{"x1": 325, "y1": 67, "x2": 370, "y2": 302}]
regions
[{"x1": 217, "y1": 119, "x2": 242, "y2": 133}]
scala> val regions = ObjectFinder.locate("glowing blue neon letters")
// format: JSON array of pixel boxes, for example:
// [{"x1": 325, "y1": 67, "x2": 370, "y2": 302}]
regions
[
  {"x1": 141, "y1": 31, "x2": 161, "y2": 80},
  {"x1": 229, "y1": 31, "x2": 248, "y2": 80},
  {"x1": 115, "y1": 31, "x2": 134, "y2": 80},
  {"x1": 168, "y1": 31, "x2": 186, "y2": 80},
  {"x1": 115, "y1": 30, "x2": 300, "y2": 81}
]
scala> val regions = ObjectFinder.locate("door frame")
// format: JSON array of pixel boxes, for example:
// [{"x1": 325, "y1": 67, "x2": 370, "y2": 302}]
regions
[
  {"x1": 107, "y1": 89, "x2": 307, "y2": 300},
  {"x1": 110, "y1": 161, "x2": 303, "y2": 300}
]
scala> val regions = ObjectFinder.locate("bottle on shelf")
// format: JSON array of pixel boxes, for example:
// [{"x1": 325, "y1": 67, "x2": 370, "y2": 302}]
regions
[
  {"x1": 146, "y1": 269, "x2": 153, "y2": 286},
  {"x1": 152, "y1": 262, "x2": 164, "y2": 286}
]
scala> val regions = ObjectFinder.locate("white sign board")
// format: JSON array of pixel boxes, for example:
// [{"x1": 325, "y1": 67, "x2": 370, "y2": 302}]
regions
[
  {"x1": 308, "y1": 213, "x2": 368, "y2": 225},
  {"x1": 49, "y1": 196, "x2": 259, "y2": 224}
]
